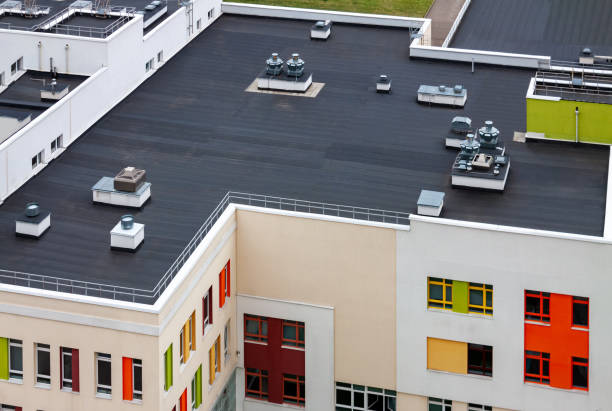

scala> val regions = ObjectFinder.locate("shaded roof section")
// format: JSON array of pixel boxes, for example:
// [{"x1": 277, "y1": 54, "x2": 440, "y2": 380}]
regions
[
  {"x1": 0, "y1": 15, "x2": 608, "y2": 293},
  {"x1": 450, "y1": 0, "x2": 612, "y2": 61}
]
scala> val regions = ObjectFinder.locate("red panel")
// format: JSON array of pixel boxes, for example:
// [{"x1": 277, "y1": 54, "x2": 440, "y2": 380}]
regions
[
  {"x1": 244, "y1": 316, "x2": 305, "y2": 405},
  {"x1": 209, "y1": 287, "x2": 213, "y2": 324},
  {"x1": 525, "y1": 293, "x2": 589, "y2": 390},
  {"x1": 72, "y1": 349, "x2": 80, "y2": 392},
  {"x1": 122, "y1": 357, "x2": 133, "y2": 401},
  {"x1": 180, "y1": 388, "x2": 187, "y2": 411},
  {"x1": 15, "y1": 408, "x2": 22, "y2": 411},
  {"x1": 227, "y1": 260, "x2": 231, "y2": 297}
]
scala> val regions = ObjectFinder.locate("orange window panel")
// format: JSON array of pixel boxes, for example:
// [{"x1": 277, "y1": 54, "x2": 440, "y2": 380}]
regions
[
  {"x1": 219, "y1": 268, "x2": 226, "y2": 308},
  {"x1": 180, "y1": 388, "x2": 187, "y2": 411},
  {"x1": 122, "y1": 357, "x2": 133, "y2": 401}
]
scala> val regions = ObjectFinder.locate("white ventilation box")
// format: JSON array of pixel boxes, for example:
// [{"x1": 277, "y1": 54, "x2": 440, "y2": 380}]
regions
[
  {"x1": 92, "y1": 176, "x2": 151, "y2": 208},
  {"x1": 15, "y1": 203, "x2": 50, "y2": 238},
  {"x1": 110, "y1": 215, "x2": 144, "y2": 251},
  {"x1": 417, "y1": 190, "x2": 445, "y2": 217},
  {"x1": 310, "y1": 20, "x2": 331, "y2": 39}
]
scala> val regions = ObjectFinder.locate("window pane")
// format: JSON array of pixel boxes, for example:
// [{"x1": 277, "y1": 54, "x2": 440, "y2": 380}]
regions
[
  {"x1": 98, "y1": 358, "x2": 111, "y2": 386},
  {"x1": 9, "y1": 345, "x2": 22, "y2": 372},
  {"x1": 386, "y1": 396, "x2": 396, "y2": 411},
  {"x1": 262, "y1": 375, "x2": 268, "y2": 393},
  {"x1": 38, "y1": 349, "x2": 50, "y2": 376},
  {"x1": 354, "y1": 391, "x2": 364, "y2": 407},
  {"x1": 525, "y1": 296, "x2": 540, "y2": 314},
  {"x1": 261, "y1": 320, "x2": 268, "y2": 336},
  {"x1": 247, "y1": 374, "x2": 260, "y2": 391},
  {"x1": 368, "y1": 392, "x2": 383, "y2": 411},
  {"x1": 283, "y1": 324, "x2": 297, "y2": 340},
  {"x1": 429, "y1": 284, "x2": 443, "y2": 300},
  {"x1": 284, "y1": 379, "x2": 297, "y2": 397},
  {"x1": 486, "y1": 292, "x2": 492, "y2": 308},
  {"x1": 246, "y1": 319, "x2": 259, "y2": 335},
  {"x1": 134, "y1": 364, "x2": 142, "y2": 391},
  {"x1": 445, "y1": 285, "x2": 452, "y2": 301},
  {"x1": 573, "y1": 301, "x2": 588, "y2": 326},
  {"x1": 336, "y1": 389, "x2": 351, "y2": 405},
  {"x1": 572, "y1": 364, "x2": 588, "y2": 388},
  {"x1": 429, "y1": 404, "x2": 443, "y2": 411},
  {"x1": 525, "y1": 358, "x2": 539, "y2": 375},
  {"x1": 63, "y1": 352, "x2": 72, "y2": 380},
  {"x1": 542, "y1": 360, "x2": 549, "y2": 377},
  {"x1": 468, "y1": 348, "x2": 483, "y2": 368},
  {"x1": 542, "y1": 298, "x2": 550, "y2": 315},
  {"x1": 470, "y1": 289, "x2": 483, "y2": 306},
  {"x1": 298, "y1": 326, "x2": 305, "y2": 343}
]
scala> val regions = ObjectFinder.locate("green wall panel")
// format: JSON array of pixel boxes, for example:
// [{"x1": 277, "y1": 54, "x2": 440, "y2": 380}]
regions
[
  {"x1": 0, "y1": 337, "x2": 8, "y2": 380},
  {"x1": 527, "y1": 98, "x2": 612, "y2": 144},
  {"x1": 164, "y1": 344, "x2": 173, "y2": 391},
  {"x1": 452, "y1": 281, "x2": 469, "y2": 314},
  {"x1": 196, "y1": 365, "x2": 203, "y2": 407}
]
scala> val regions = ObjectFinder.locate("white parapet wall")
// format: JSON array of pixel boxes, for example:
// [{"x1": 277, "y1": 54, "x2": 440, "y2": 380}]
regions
[
  {"x1": 410, "y1": 44, "x2": 551, "y2": 69},
  {"x1": 221, "y1": 2, "x2": 427, "y2": 30},
  {"x1": 441, "y1": 0, "x2": 470, "y2": 48}
]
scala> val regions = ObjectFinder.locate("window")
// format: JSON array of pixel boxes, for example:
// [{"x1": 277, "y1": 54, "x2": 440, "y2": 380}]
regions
[
  {"x1": 1, "y1": 405, "x2": 20, "y2": 411},
  {"x1": 283, "y1": 374, "x2": 305, "y2": 406},
  {"x1": 572, "y1": 297, "x2": 588, "y2": 328},
  {"x1": 209, "y1": 336, "x2": 221, "y2": 385},
  {"x1": 246, "y1": 368, "x2": 268, "y2": 400},
  {"x1": 196, "y1": 18, "x2": 201, "y2": 30},
  {"x1": 11, "y1": 62, "x2": 16, "y2": 75},
  {"x1": 145, "y1": 58, "x2": 154, "y2": 72},
  {"x1": 428, "y1": 277, "x2": 452, "y2": 309},
  {"x1": 50, "y1": 136, "x2": 62, "y2": 153},
  {"x1": 35, "y1": 343, "x2": 51, "y2": 385},
  {"x1": 179, "y1": 328, "x2": 185, "y2": 363},
  {"x1": 245, "y1": 315, "x2": 268, "y2": 343},
  {"x1": 282, "y1": 320, "x2": 305, "y2": 349},
  {"x1": 524, "y1": 350, "x2": 550, "y2": 384},
  {"x1": 122, "y1": 357, "x2": 142, "y2": 401},
  {"x1": 224, "y1": 321, "x2": 230, "y2": 361},
  {"x1": 96, "y1": 353, "x2": 112, "y2": 395},
  {"x1": 163, "y1": 345, "x2": 172, "y2": 391},
  {"x1": 468, "y1": 283, "x2": 493, "y2": 315},
  {"x1": 0, "y1": 72, "x2": 5, "y2": 86},
  {"x1": 191, "y1": 374, "x2": 196, "y2": 408},
  {"x1": 428, "y1": 397, "x2": 451, "y2": 411},
  {"x1": 17, "y1": 58, "x2": 22, "y2": 71},
  {"x1": 468, "y1": 405, "x2": 492, "y2": 411},
  {"x1": 191, "y1": 365, "x2": 202, "y2": 408},
  {"x1": 335, "y1": 382, "x2": 396, "y2": 411},
  {"x1": 572, "y1": 357, "x2": 588, "y2": 390},
  {"x1": 207, "y1": 8, "x2": 214, "y2": 19},
  {"x1": 189, "y1": 311, "x2": 196, "y2": 352},
  {"x1": 157, "y1": 50, "x2": 163, "y2": 63},
  {"x1": 525, "y1": 291, "x2": 550, "y2": 322},
  {"x1": 219, "y1": 261, "x2": 230, "y2": 308},
  {"x1": 203, "y1": 287, "x2": 213, "y2": 332},
  {"x1": 9, "y1": 339, "x2": 23, "y2": 381},
  {"x1": 468, "y1": 344, "x2": 492, "y2": 377},
  {"x1": 32, "y1": 150, "x2": 44, "y2": 169},
  {"x1": 60, "y1": 347, "x2": 79, "y2": 392}
]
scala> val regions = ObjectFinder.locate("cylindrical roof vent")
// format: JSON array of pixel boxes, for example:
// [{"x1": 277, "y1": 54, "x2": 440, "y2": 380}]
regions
[
  {"x1": 25, "y1": 202, "x2": 40, "y2": 217},
  {"x1": 121, "y1": 215, "x2": 135, "y2": 230}
]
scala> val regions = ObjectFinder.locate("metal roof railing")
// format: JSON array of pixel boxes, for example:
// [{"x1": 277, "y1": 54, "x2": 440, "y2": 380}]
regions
[{"x1": 0, "y1": 192, "x2": 411, "y2": 304}]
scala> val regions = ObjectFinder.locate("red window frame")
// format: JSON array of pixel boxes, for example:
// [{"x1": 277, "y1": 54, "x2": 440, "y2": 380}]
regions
[
  {"x1": 282, "y1": 320, "x2": 305, "y2": 349},
  {"x1": 245, "y1": 368, "x2": 269, "y2": 400},
  {"x1": 282, "y1": 374, "x2": 305, "y2": 406},
  {"x1": 244, "y1": 315, "x2": 268, "y2": 343},
  {"x1": 203, "y1": 286, "x2": 213, "y2": 332},
  {"x1": 218, "y1": 261, "x2": 230, "y2": 308},
  {"x1": 572, "y1": 297, "x2": 589, "y2": 328},
  {"x1": 571, "y1": 357, "x2": 588, "y2": 390},
  {"x1": 524, "y1": 291, "x2": 551, "y2": 322},
  {"x1": 524, "y1": 351, "x2": 550, "y2": 385}
]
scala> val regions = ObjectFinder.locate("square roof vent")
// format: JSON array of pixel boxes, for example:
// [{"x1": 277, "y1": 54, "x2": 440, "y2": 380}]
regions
[{"x1": 114, "y1": 167, "x2": 146, "y2": 192}]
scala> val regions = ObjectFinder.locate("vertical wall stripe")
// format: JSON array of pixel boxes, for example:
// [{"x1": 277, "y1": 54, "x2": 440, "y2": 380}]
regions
[
  {"x1": 180, "y1": 388, "x2": 187, "y2": 411},
  {"x1": 452, "y1": 281, "x2": 469, "y2": 313},
  {"x1": 72, "y1": 349, "x2": 80, "y2": 392},
  {"x1": 183, "y1": 323, "x2": 190, "y2": 362},
  {"x1": 122, "y1": 357, "x2": 133, "y2": 401},
  {"x1": 164, "y1": 344, "x2": 173, "y2": 390},
  {"x1": 196, "y1": 364, "x2": 203, "y2": 407},
  {"x1": 209, "y1": 288, "x2": 213, "y2": 324},
  {"x1": 191, "y1": 313, "x2": 197, "y2": 351},
  {"x1": 209, "y1": 345, "x2": 215, "y2": 384},
  {"x1": 227, "y1": 260, "x2": 231, "y2": 297},
  {"x1": 0, "y1": 337, "x2": 9, "y2": 380},
  {"x1": 427, "y1": 337, "x2": 468, "y2": 374}
]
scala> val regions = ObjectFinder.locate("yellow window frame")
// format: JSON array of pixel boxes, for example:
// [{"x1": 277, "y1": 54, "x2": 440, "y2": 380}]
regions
[
  {"x1": 428, "y1": 277, "x2": 453, "y2": 310},
  {"x1": 468, "y1": 283, "x2": 493, "y2": 315}
]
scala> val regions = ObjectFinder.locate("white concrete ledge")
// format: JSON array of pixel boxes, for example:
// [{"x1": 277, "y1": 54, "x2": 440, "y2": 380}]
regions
[
  {"x1": 221, "y1": 2, "x2": 426, "y2": 29},
  {"x1": 410, "y1": 44, "x2": 551, "y2": 69}
]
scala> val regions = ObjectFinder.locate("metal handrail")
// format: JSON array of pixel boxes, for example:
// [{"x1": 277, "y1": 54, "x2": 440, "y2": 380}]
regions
[{"x1": 0, "y1": 192, "x2": 411, "y2": 304}]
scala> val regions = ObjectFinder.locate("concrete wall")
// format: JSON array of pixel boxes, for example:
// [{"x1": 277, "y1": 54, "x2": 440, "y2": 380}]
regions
[
  {"x1": 235, "y1": 208, "x2": 398, "y2": 390},
  {"x1": 236, "y1": 295, "x2": 334, "y2": 411},
  {"x1": 397, "y1": 217, "x2": 612, "y2": 411}
]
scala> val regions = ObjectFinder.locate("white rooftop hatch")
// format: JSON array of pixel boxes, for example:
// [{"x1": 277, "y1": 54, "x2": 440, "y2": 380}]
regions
[
  {"x1": 311, "y1": 20, "x2": 331, "y2": 40},
  {"x1": 417, "y1": 190, "x2": 445, "y2": 217},
  {"x1": 110, "y1": 215, "x2": 144, "y2": 251},
  {"x1": 15, "y1": 202, "x2": 51, "y2": 238},
  {"x1": 92, "y1": 167, "x2": 151, "y2": 208}
]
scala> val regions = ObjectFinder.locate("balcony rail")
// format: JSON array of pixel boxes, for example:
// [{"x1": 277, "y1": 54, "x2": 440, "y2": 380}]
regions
[{"x1": 0, "y1": 192, "x2": 411, "y2": 304}]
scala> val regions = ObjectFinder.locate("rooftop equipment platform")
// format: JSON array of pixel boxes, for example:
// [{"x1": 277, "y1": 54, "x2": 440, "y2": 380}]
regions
[{"x1": 418, "y1": 84, "x2": 467, "y2": 107}]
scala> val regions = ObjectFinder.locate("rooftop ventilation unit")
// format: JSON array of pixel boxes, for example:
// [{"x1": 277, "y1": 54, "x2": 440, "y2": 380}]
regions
[
  {"x1": 40, "y1": 78, "x2": 70, "y2": 101},
  {"x1": 417, "y1": 190, "x2": 445, "y2": 217},
  {"x1": 445, "y1": 116, "x2": 472, "y2": 148},
  {"x1": 69, "y1": 0, "x2": 92, "y2": 12},
  {"x1": 579, "y1": 48, "x2": 594, "y2": 65},
  {"x1": 478, "y1": 120, "x2": 500, "y2": 150},
  {"x1": 110, "y1": 214, "x2": 144, "y2": 251},
  {"x1": 265, "y1": 53, "x2": 283, "y2": 76},
  {"x1": 417, "y1": 84, "x2": 467, "y2": 107},
  {"x1": 286, "y1": 53, "x2": 305, "y2": 78},
  {"x1": 376, "y1": 75, "x2": 391, "y2": 93},
  {"x1": 92, "y1": 167, "x2": 151, "y2": 208},
  {"x1": 310, "y1": 20, "x2": 331, "y2": 40},
  {"x1": 15, "y1": 202, "x2": 51, "y2": 238}
]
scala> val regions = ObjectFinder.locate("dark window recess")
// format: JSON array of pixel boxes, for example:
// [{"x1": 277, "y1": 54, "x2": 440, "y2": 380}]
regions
[
  {"x1": 525, "y1": 291, "x2": 550, "y2": 322},
  {"x1": 572, "y1": 357, "x2": 588, "y2": 389},
  {"x1": 283, "y1": 374, "x2": 305, "y2": 406},
  {"x1": 572, "y1": 297, "x2": 588, "y2": 327},
  {"x1": 525, "y1": 351, "x2": 550, "y2": 384},
  {"x1": 245, "y1": 368, "x2": 269, "y2": 399},
  {"x1": 244, "y1": 315, "x2": 268, "y2": 343},
  {"x1": 468, "y1": 344, "x2": 492, "y2": 377}
]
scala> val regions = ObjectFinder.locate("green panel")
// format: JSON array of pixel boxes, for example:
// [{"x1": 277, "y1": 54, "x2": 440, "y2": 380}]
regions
[
  {"x1": 164, "y1": 344, "x2": 173, "y2": 391},
  {"x1": 451, "y1": 281, "x2": 469, "y2": 313},
  {"x1": 527, "y1": 98, "x2": 612, "y2": 144},
  {"x1": 0, "y1": 337, "x2": 8, "y2": 380},
  {"x1": 196, "y1": 365, "x2": 203, "y2": 407}
]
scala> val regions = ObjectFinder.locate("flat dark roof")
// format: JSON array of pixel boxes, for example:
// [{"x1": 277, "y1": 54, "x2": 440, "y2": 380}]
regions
[
  {"x1": 451, "y1": 0, "x2": 612, "y2": 62},
  {"x1": 0, "y1": 15, "x2": 607, "y2": 293}
]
